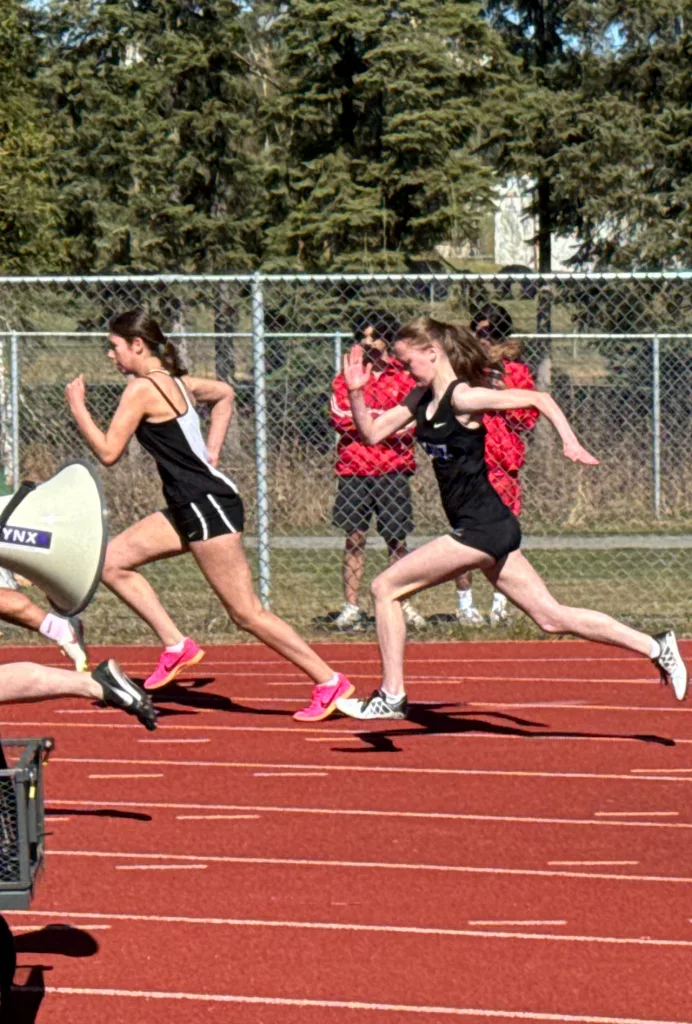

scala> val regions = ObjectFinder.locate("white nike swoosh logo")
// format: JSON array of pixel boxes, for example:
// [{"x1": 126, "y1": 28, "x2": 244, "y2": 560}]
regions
[{"x1": 432, "y1": 422, "x2": 446, "y2": 429}]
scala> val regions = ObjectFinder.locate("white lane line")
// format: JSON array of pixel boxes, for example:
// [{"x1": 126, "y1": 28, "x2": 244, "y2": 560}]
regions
[
  {"x1": 176, "y1": 814, "x2": 261, "y2": 821},
  {"x1": 44, "y1": 849, "x2": 692, "y2": 885},
  {"x1": 139, "y1": 739, "x2": 210, "y2": 744},
  {"x1": 4, "y1": 908, "x2": 692, "y2": 951},
  {"x1": 549, "y1": 861, "x2": 639, "y2": 867},
  {"x1": 43, "y1": 798, "x2": 692, "y2": 831},
  {"x1": 8, "y1": 720, "x2": 691, "y2": 742},
  {"x1": 11, "y1": 924, "x2": 112, "y2": 932},
  {"x1": 468, "y1": 920, "x2": 567, "y2": 927},
  {"x1": 305, "y1": 737, "x2": 364, "y2": 742},
  {"x1": 115, "y1": 864, "x2": 207, "y2": 871},
  {"x1": 631, "y1": 768, "x2": 692, "y2": 774},
  {"x1": 56, "y1": 709, "x2": 119, "y2": 714},
  {"x1": 594, "y1": 811, "x2": 678, "y2": 817},
  {"x1": 47, "y1": 758, "x2": 692, "y2": 784},
  {"x1": 253, "y1": 771, "x2": 328, "y2": 777},
  {"x1": 269, "y1": 678, "x2": 656, "y2": 686},
  {"x1": 88, "y1": 774, "x2": 163, "y2": 780},
  {"x1": 11, "y1": 985, "x2": 692, "y2": 1022},
  {"x1": 45, "y1": 816, "x2": 71, "y2": 822}
]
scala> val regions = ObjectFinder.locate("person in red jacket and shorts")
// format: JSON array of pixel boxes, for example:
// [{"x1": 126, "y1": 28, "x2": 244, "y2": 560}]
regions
[
  {"x1": 455, "y1": 304, "x2": 539, "y2": 626},
  {"x1": 331, "y1": 316, "x2": 426, "y2": 631}
]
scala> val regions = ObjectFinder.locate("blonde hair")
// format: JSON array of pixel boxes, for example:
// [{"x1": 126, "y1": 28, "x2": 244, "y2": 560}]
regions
[{"x1": 396, "y1": 316, "x2": 489, "y2": 386}]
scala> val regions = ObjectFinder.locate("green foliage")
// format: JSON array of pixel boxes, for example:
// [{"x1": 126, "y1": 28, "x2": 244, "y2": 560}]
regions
[
  {"x1": 0, "y1": 1, "x2": 61, "y2": 273},
  {"x1": 262, "y1": 0, "x2": 513, "y2": 270},
  {"x1": 40, "y1": 0, "x2": 265, "y2": 273}
]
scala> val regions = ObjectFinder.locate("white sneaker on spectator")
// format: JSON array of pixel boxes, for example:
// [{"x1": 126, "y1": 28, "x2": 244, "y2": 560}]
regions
[
  {"x1": 333, "y1": 603, "x2": 364, "y2": 631},
  {"x1": 456, "y1": 606, "x2": 485, "y2": 627},
  {"x1": 489, "y1": 605, "x2": 510, "y2": 627},
  {"x1": 402, "y1": 601, "x2": 427, "y2": 629}
]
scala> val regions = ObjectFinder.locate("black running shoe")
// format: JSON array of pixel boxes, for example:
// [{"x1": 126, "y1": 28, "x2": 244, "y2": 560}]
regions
[
  {"x1": 336, "y1": 688, "x2": 409, "y2": 720},
  {"x1": 92, "y1": 659, "x2": 158, "y2": 730},
  {"x1": 652, "y1": 630, "x2": 688, "y2": 702}
]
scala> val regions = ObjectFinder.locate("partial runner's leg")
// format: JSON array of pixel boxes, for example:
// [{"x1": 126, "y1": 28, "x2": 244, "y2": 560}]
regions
[
  {"x1": 102, "y1": 512, "x2": 187, "y2": 645},
  {"x1": 373, "y1": 536, "x2": 493, "y2": 697},
  {"x1": 192, "y1": 533, "x2": 336, "y2": 683},
  {"x1": 486, "y1": 550, "x2": 652, "y2": 653},
  {"x1": 486, "y1": 550, "x2": 687, "y2": 700}
]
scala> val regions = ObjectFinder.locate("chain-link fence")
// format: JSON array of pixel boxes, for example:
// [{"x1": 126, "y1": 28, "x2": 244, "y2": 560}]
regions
[{"x1": 0, "y1": 271, "x2": 691, "y2": 643}]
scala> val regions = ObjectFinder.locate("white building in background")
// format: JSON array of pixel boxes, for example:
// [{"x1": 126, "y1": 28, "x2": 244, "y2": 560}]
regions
[
  {"x1": 437, "y1": 178, "x2": 590, "y2": 271},
  {"x1": 493, "y1": 179, "x2": 585, "y2": 272}
]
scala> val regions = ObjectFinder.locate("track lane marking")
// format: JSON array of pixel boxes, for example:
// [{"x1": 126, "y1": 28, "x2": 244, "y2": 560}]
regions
[
  {"x1": 5, "y1": 908, "x2": 692, "y2": 949},
  {"x1": 9, "y1": 985, "x2": 692, "y2": 1022},
  {"x1": 88, "y1": 773, "x2": 163, "y2": 780},
  {"x1": 44, "y1": 797, "x2": 692, "y2": 829},
  {"x1": 43, "y1": 849, "x2": 692, "y2": 884},
  {"x1": 115, "y1": 864, "x2": 207, "y2": 871},
  {"x1": 594, "y1": 811, "x2": 678, "y2": 817},
  {"x1": 6, "y1": 722, "x2": 691, "y2": 742},
  {"x1": 47, "y1": 759, "x2": 692, "y2": 785}
]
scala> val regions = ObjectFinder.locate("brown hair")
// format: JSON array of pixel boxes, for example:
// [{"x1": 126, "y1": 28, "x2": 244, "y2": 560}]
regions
[
  {"x1": 487, "y1": 338, "x2": 523, "y2": 364},
  {"x1": 109, "y1": 309, "x2": 188, "y2": 377},
  {"x1": 396, "y1": 317, "x2": 489, "y2": 386}
]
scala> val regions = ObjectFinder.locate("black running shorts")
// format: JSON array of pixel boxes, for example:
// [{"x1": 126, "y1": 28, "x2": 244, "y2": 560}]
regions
[
  {"x1": 332, "y1": 473, "x2": 414, "y2": 541},
  {"x1": 449, "y1": 512, "x2": 521, "y2": 563},
  {"x1": 162, "y1": 493, "x2": 245, "y2": 543}
]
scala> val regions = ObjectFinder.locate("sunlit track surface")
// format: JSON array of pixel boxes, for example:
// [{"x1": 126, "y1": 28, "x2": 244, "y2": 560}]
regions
[{"x1": 3, "y1": 639, "x2": 692, "y2": 1024}]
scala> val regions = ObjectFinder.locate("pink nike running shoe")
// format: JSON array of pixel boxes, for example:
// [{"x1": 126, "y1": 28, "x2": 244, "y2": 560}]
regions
[
  {"x1": 293, "y1": 673, "x2": 355, "y2": 722},
  {"x1": 144, "y1": 638, "x2": 206, "y2": 691}
]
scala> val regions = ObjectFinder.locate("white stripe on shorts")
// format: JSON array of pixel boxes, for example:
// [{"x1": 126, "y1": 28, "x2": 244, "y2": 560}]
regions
[
  {"x1": 207, "y1": 494, "x2": 237, "y2": 533},
  {"x1": 190, "y1": 502, "x2": 209, "y2": 541}
]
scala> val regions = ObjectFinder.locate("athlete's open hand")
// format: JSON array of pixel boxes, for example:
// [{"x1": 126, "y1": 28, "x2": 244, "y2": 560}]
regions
[
  {"x1": 343, "y1": 345, "x2": 372, "y2": 392},
  {"x1": 563, "y1": 440, "x2": 600, "y2": 466},
  {"x1": 65, "y1": 375, "x2": 86, "y2": 410}
]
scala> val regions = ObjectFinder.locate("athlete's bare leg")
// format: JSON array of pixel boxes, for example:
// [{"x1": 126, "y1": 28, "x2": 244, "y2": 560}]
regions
[
  {"x1": 0, "y1": 589, "x2": 49, "y2": 632},
  {"x1": 485, "y1": 549, "x2": 654, "y2": 655},
  {"x1": 370, "y1": 536, "x2": 494, "y2": 697},
  {"x1": 101, "y1": 512, "x2": 187, "y2": 646},
  {"x1": 343, "y1": 529, "x2": 367, "y2": 606},
  {"x1": 191, "y1": 533, "x2": 336, "y2": 685},
  {"x1": 0, "y1": 662, "x2": 101, "y2": 702}
]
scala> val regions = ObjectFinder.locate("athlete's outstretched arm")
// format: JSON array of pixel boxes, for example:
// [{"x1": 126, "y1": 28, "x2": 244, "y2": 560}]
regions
[
  {"x1": 183, "y1": 376, "x2": 234, "y2": 467},
  {"x1": 65, "y1": 375, "x2": 150, "y2": 465},
  {"x1": 452, "y1": 384, "x2": 599, "y2": 465},
  {"x1": 344, "y1": 345, "x2": 423, "y2": 444}
]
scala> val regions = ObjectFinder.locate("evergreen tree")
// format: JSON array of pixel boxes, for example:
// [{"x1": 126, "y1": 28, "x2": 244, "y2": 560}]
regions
[
  {"x1": 42, "y1": 0, "x2": 265, "y2": 273},
  {"x1": 262, "y1": 0, "x2": 513, "y2": 270},
  {"x1": 0, "y1": 2, "x2": 61, "y2": 272}
]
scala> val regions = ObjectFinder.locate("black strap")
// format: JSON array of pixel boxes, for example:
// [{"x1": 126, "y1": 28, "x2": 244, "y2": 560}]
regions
[
  {"x1": 0, "y1": 481, "x2": 37, "y2": 534},
  {"x1": 144, "y1": 375, "x2": 186, "y2": 417}
]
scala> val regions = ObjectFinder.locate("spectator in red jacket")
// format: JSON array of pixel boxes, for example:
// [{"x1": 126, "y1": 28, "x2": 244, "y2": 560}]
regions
[
  {"x1": 455, "y1": 304, "x2": 539, "y2": 626},
  {"x1": 331, "y1": 316, "x2": 426, "y2": 631}
]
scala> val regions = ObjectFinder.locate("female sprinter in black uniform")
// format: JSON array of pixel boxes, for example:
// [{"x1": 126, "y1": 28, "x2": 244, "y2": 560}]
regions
[
  {"x1": 326, "y1": 316, "x2": 688, "y2": 721},
  {"x1": 65, "y1": 310, "x2": 353, "y2": 721}
]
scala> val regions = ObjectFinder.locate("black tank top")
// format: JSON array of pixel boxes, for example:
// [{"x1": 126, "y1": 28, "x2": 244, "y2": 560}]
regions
[
  {"x1": 415, "y1": 380, "x2": 511, "y2": 526},
  {"x1": 135, "y1": 374, "x2": 238, "y2": 509}
]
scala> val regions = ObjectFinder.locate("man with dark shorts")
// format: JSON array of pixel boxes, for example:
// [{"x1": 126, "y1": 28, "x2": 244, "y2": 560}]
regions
[{"x1": 330, "y1": 317, "x2": 426, "y2": 631}]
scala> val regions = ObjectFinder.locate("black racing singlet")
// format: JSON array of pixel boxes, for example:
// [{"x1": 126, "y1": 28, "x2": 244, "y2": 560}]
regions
[
  {"x1": 415, "y1": 380, "x2": 513, "y2": 529},
  {"x1": 135, "y1": 374, "x2": 238, "y2": 509}
]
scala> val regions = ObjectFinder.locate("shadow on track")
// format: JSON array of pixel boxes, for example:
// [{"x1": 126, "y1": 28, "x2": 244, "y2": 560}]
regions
[
  {"x1": 329, "y1": 702, "x2": 676, "y2": 753},
  {"x1": 147, "y1": 679, "x2": 294, "y2": 719},
  {"x1": 3, "y1": 925, "x2": 98, "y2": 1024},
  {"x1": 46, "y1": 808, "x2": 152, "y2": 822}
]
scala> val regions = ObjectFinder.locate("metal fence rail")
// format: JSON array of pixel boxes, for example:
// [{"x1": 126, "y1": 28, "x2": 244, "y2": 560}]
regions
[{"x1": 0, "y1": 271, "x2": 691, "y2": 641}]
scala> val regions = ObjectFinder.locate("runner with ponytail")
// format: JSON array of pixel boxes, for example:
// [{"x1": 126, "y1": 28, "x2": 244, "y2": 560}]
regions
[
  {"x1": 65, "y1": 309, "x2": 354, "y2": 714},
  {"x1": 315, "y1": 315, "x2": 688, "y2": 721}
]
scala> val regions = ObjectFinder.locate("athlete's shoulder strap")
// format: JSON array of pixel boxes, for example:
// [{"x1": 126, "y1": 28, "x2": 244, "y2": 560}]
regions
[{"x1": 142, "y1": 374, "x2": 185, "y2": 417}]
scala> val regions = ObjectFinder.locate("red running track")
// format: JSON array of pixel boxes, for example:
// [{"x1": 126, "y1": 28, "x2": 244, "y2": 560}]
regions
[{"x1": 3, "y1": 638, "x2": 692, "y2": 1024}]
